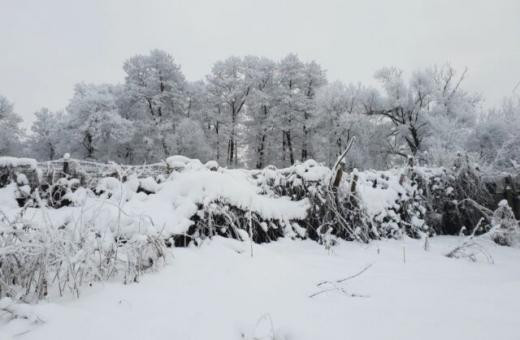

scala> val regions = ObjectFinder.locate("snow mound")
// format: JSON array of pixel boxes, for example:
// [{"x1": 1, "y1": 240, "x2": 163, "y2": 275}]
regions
[
  {"x1": 293, "y1": 159, "x2": 330, "y2": 182},
  {"x1": 0, "y1": 157, "x2": 37, "y2": 169},
  {"x1": 0, "y1": 183, "x2": 19, "y2": 209},
  {"x1": 132, "y1": 169, "x2": 311, "y2": 236},
  {"x1": 204, "y1": 160, "x2": 219, "y2": 171},
  {"x1": 166, "y1": 155, "x2": 204, "y2": 172},
  {"x1": 15, "y1": 157, "x2": 312, "y2": 240},
  {"x1": 139, "y1": 177, "x2": 158, "y2": 193}
]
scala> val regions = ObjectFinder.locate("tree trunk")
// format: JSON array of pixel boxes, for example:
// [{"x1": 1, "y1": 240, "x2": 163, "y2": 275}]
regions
[
  {"x1": 302, "y1": 125, "x2": 308, "y2": 160},
  {"x1": 215, "y1": 121, "x2": 220, "y2": 161},
  {"x1": 229, "y1": 109, "x2": 237, "y2": 166},
  {"x1": 228, "y1": 137, "x2": 233, "y2": 165},
  {"x1": 85, "y1": 132, "x2": 94, "y2": 159},
  {"x1": 49, "y1": 143, "x2": 55, "y2": 160},
  {"x1": 257, "y1": 134, "x2": 266, "y2": 169},
  {"x1": 162, "y1": 138, "x2": 169, "y2": 157},
  {"x1": 234, "y1": 140, "x2": 238, "y2": 167},
  {"x1": 229, "y1": 135, "x2": 235, "y2": 165},
  {"x1": 302, "y1": 111, "x2": 309, "y2": 160},
  {"x1": 285, "y1": 131, "x2": 295, "y2": 165},
  {"x1": 407, "y1": 125, "x2": 421, "y2": 155},
  {"x1": 282, "y1": 132, "x2": 287, "y2": 165}
]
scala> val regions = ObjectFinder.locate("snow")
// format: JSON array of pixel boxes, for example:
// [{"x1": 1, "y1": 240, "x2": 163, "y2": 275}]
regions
[
  {"x1": 139, "y1": 177, "x2": 158, "y2": 193},
  {"x1": 166, "y1": 155, "x2": 204, "y2": 171},
  {"x1": 16, "y1": 173, "x2": 28, "y2": 186},
  {"x1": 294, "y1": 159, "x2": 329, "y2": 182},
  {"x1": 350, "y1": 167, "x2": 450, "y2": 236},
  {"x1": 95, "y1": 176, "x2": 123, "y2": 192},
  {"x1": 1, "y1": 157, "x2": 520, "y2": 339},
  {"x1": 18, "y1": 185, "x2": 31, "y2": 196},
  {"x1": 0, "y1": 157, "x2": 37, "y2": 169},
  {"x1": 355, "y1": 171, "x2": 405, "y2": 217},
  {"x1": 0, "y1": 183, "x2": 19, "y2": 209},
  {"x1": 133, "y1": 170, "x2": 310, "y2": 236},
  {"x1": 2, "y1": 236, "x2": 520, "y2": 340},
  {"x1": 2, "y1": 164, "x2": 311, "y2": 239},
  {"x1": 205, "y1": 160, "x2": 219, "y2": 170}
]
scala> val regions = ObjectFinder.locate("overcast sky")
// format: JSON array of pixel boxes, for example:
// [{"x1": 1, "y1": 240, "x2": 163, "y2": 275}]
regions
[{"x1": 1, "y1": 0, "x2": 519, "y2": 127}]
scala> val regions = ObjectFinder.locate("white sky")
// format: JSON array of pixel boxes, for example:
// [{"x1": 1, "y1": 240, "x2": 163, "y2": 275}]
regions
[{"x1": 1, "y1": 0, "x2": 519, "y2": 127}]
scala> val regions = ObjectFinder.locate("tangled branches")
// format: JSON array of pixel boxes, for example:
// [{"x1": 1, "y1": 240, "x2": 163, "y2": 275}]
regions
[{"x1": 445, "y1": 219, "x2": 494, "y2": 263}]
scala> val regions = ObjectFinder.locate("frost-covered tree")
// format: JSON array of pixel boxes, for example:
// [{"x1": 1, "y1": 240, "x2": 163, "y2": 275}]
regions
[
  {"x1": 122, "y1": 49, "x2": 187, "y2": 158},
  {"x1": 471, "y1": 96, "x2": 520, "y2": 171},
  {"x1": 273, "y1": 54, "x2": 306, "y2": 166},
  {"x1": 0, "y1": 95, "x2": 24, "y2": 156},
  {"x1": 66, "y1": 83, "x2": 134, "y2": 161},
  {"x1": 184, "y1": 80, "x2": 210, "y2": 121},
  {"x1": 421, "y1": 66, "x2": 481, "y2": 167},
  {"x1": 370, "y1": 65, "x2": 479, "y2": 166},
  {"x1": 171, "y1": 118, "x2": 212, "y2": 161},
  {"x1": 313, "y1": 82, "x2": 389, "y2": 169},
  {"x1": 13, "y1": 52, "x2": 513, "y2": 173},
  {"x1": 269, "y1": 55, "x2": 327, "y2": 166},
  {"x1": 183, "y1": 81, "x2": 217, "y2": 158},
  {"x1": 202, "y1": 93, "x2": 227, "y2": 163},
  {"x1": 242, "y1": 56, "x2": 279, "y2": 168},
  {"x1": 314, "y1": 81, "x2": 361, "y2": 166},
  {"x1": 28, "y1": 108, "x2": 64, "y2": 160},
  {"x1": 206, "y1": 56, "x2": 252, "y2": 166},
  {"x1": 299, "y1": 60, "x2": 327, "y2": 160}
]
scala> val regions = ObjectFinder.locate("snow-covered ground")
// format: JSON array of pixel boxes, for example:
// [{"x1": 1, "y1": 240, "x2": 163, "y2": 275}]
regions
[{"x1": 2, "y1": 236, "x2": 520, "y2": 340}]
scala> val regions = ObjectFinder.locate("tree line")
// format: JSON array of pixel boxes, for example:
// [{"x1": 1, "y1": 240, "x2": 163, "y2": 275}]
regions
[{"x1": 1, "y1": 49, "x2": 519, "y2": 171}]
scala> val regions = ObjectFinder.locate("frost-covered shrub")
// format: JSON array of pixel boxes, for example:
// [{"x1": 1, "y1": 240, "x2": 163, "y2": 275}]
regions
[
  {"x1": 351, "y1": 168, "x2": 428, "y2": 239},
  {"x1": 255, "y1": 160, "x2": 329, "y2": 199},
  {"x1": 254, "y1": 160, "x2": 370, "y2": 243},
  {"x1": 0, "y1": 154, "x2": 501, "y2": 252},
  {"x1": 190, "y1": 202, "x2": 293, "y2": 245},
  {"x1": 491, "y1": 200, "x2": 520, "y2": 247},
  {"x1": 413, "y1": 154, "x2": 492, "y2": 235},
  {"x1": 0, "y1": 189, "x2": 167, "y2": 301},
  {"x1": 159, "y1": 162, "x2": 312, "y2": 245}
]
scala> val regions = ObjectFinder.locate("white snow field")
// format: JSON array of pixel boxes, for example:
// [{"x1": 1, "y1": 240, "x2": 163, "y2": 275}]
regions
[{"x1": 1, "y1": 236, "x2": 520, "y2": 340}]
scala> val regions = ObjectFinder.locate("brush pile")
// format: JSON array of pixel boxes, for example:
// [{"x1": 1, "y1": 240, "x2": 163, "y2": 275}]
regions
[{"x1": 0, "y1": 154, "x2": 509, "y2": 301}]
